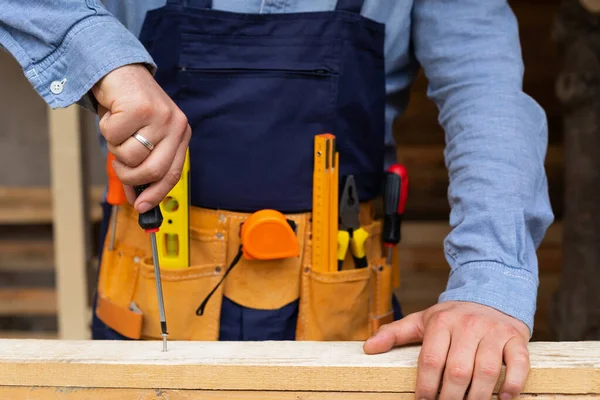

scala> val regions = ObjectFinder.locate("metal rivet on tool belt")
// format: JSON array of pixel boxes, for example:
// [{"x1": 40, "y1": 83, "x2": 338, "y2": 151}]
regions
[
  {"x1": 216, "y1": 233, "x2": 224, "y2": 240},
  {"x1": 133, "y1": 256, "x2": 141, "y2": 263},
  {"x1": 215, "y1": 266, "x2": 222, "y2": 273},
  {"x1": 219, "y1": 214, "x2": 226, "y2": 222}
]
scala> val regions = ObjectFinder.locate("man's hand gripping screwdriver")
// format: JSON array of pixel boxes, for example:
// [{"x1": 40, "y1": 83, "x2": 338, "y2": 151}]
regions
[
  {"x1": 134, "y1": 184, "x2": 168, "y2": 352},
  {"x1": 382, "y1": 164, "x2": 409, "y2": 266}
]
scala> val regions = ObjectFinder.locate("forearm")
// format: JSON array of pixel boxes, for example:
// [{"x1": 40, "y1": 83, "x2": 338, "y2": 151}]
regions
[
  {"x1": 0, "y1": 0, "x2": 155, "y2": 110},
  {"x1": 412, "y1": 0, "x2": 554, "y2": 333}
]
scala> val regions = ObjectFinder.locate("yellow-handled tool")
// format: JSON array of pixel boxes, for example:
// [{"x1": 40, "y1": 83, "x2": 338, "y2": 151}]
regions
[{"x1": 337, "y1": 175, "x2": 369, "y2": 270}]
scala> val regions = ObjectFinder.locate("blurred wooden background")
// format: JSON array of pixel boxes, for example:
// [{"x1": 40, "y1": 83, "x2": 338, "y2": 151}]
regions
[{"x1": 0, "y1": 0, "x2": 564, "y2": 341}]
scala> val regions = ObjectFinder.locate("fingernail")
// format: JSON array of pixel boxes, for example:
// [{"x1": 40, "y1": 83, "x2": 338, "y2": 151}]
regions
[
  {"x1": 137, "y1": 202, "x2": 151, "y2": 213},
  {"x1": 499, "y1": 393, "x2": 513, "y2": 400}
]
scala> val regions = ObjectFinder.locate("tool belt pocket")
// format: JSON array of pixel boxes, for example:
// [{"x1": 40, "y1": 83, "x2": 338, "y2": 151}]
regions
[
  {"x1": 96, "y1": 205, "x2": 227, "y2": 341},
  {"x1": 134, "y1": 251, "x2": 224, "y2": 341},
  {"x1": 296, "y1": 220, "x2": 395, "y2": 341}
]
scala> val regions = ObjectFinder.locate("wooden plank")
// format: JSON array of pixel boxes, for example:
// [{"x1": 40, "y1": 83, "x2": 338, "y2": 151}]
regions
[
  {"x1": 47, "y1": 106, "x2": 90, "y2": 340},
  {"x1": 0, "y1": 186, "x2": 104, "y2": 224},
  {"x1": 0, "y1": 289, "x2": 56, "y2": 316},
  {"x1": 0, "y1": 387, "x2": 595, "y2": 400},
  {"x1": 398, "y1": 220, "x2": 562, "y2": 246},
  {"x1": 0, "y1": 240, "x2": 53, "y2": 272},
  {"x1": 0, "y1": 340, "x2": 597, "y2": 396},
  {"x1": 0, "y1": 331, "x2": 57, "y2": 339},
  {"x1": 394, "y1": 145, "x2": 563, "y2": 220},
  {"x1": 551, "y1": 0, "x2": 600, "y2": 342},
  {"x1": 394, "y1": 92, "x2": 561, "y2": 146},
  {"x1": 399, "y1": 244, "x2": 561, "y2": 272}
]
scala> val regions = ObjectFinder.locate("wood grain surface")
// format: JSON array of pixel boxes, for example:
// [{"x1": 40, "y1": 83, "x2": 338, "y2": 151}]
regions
[
  {"x1": 1, "y1": 387, "x2": 598, "y2": 400},
  {"x1": 0, "y1": 340, "x2": 597, "y2": 397}
]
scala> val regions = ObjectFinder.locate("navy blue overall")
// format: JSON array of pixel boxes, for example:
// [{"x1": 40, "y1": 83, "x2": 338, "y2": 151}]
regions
[{"x1": 91, "y1": 0, "x2": 402, "y2": 341}]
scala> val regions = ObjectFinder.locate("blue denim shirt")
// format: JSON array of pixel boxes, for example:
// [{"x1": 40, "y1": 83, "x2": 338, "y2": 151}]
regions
[{"x1": 0, "y1": 0, "x2": 554, "y2": 334}]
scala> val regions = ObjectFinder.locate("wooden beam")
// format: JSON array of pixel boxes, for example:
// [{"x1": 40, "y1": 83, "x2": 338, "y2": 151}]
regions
[
  {"x1": 0, "y1": 340, "x2": 597, "y2": 398},
  {"x1": 552, "y1": 0, "x2": 600, "y2": 341},
  {"x1": 580, "y1": 0, "x2": 600, "y2": 13},
  {"x1": 47, "y1": 106, "x2": 90, "y2": 340},
  {"x1": 399, "y1": 244, "x2": 561, "y2": 273},
  {"x1": 0, "y1": 388, "x2": 595, "y2": 400},
  {"x1": 0, "y1": 186, "x2": 104, "y2": 224},
  {"x1": 397, "y1": 222, "x2": 562, "y2": 273},
  {"x1": 0, "y1": 240, "x2": 54, "y2": 272},
  {"x1": 398, "y1": 221, "x2": 562, "y2": 247},
  {"x1": 0, "y1": 331, "x2": 58, "y2": 339},
  {"x1": 0, "y1": 288, "x2": 56, "y2": 315},
  {"x1": 394, "y1": 145, "x2": 564, "y2": 219}
]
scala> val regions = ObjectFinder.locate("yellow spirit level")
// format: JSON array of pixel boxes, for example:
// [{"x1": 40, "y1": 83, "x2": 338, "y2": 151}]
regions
[{"x1": 157, "y1": 148, "x2": 190, "y2": 269}]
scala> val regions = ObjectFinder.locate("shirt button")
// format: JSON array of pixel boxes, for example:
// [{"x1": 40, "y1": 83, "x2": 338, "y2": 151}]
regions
[{"x1": 50, "y1": 79, "x2": 67, "y2": 94}]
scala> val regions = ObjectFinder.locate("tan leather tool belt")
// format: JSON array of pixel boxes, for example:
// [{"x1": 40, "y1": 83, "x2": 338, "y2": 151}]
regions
[{"x1": 95, "y1": 202, "x2": 399, "y2": 341}]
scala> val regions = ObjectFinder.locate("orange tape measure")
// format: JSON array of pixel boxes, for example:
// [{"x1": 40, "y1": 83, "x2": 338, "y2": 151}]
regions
[{"x1": 240, "y1": 210, "x2": 299, "y2": 261}]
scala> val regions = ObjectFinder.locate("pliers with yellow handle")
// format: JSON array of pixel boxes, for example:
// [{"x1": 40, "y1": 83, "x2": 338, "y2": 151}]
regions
[{"x1": 337, "y1": 175, "x2": 369, "y2": 271}]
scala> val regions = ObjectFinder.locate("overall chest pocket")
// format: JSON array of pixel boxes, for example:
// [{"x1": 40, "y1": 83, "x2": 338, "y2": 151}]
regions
[{"x1": 175, "y1": 34, "x2": 342, "y2": 212}]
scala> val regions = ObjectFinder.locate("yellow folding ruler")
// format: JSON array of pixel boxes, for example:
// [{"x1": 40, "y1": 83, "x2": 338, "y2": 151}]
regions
[
  {"x1": 329, "y1": 140, "x2": 339, "y2": 272},
  {"x1": 157, "y1": 148, "x2": 190, "y2": 269},
  {"x1": 312, "y1": 134, "x2": 338, "y2": 273}
]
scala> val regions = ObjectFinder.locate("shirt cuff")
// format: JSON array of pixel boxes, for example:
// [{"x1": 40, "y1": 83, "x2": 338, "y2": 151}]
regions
[
  {"x1": 23, "y1": 14, "x2": 156, "y2": 110},
  {"x1": 438, "y1": 261, "x2": 538, "y2": 336}
]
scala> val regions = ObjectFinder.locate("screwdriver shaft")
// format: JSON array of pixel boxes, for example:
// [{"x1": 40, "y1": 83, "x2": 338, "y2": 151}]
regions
[
  {"x1": 108, "y1": 205, "x2": 118, "y2": 251},
  {"x1": 150, "y1": 232, "x2": 168, "y2": 351}
]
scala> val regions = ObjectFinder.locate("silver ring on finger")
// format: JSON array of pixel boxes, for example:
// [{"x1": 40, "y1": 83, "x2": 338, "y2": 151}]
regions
[{"x1": 132, "y1": 133, "x2": 155, "y2": 151}]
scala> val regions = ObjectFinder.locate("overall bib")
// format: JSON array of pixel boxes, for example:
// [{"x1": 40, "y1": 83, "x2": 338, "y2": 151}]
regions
[{"x1": 92, "y1": 0, "x2": 403, "y2": 342}]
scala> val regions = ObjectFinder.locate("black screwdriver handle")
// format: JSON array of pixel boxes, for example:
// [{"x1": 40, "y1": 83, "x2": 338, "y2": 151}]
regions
[
  {"x1": 133, "y1": 184, "x2": 163, "y2": 231},
  {"x1": 383, "y1": 173, "x2": 402, "y2": 245},
  {"x1": 382, "y1": 164, "x2": 408, "y2": 246}
]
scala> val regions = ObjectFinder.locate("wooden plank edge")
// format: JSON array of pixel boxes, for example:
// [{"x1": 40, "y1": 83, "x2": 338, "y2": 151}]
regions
[
  {"x1": 0, "y1": 340, "x2": 597, "y2": 394},
  {"x1": 0, "y1": 288, "x2": 56, "y2": 316},
  {"x1": 0, "y1": 185, "x2": 105, "y2": 225},
  {"x1": 398, "y1": 221, "x2": 562, "y2": 246},
  {"x1": 0, "y1": 387, "x2": 596, "y2": 400},
  {"x1": 399, "y1": 245, "x2": 561, "y2": 272},
  {"x1": 0, "y1": 240, "x2": 54, "y2": 272},
  {"x1": 0, "y1": 331, "x2": 57, "y2": 339}
]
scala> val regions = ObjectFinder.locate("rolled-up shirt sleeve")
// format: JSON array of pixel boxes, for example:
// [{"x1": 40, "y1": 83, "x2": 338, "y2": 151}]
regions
[
  {"x1": 411, "y1": 1, "x2": 555, "y2": 334},
  {"x1": 0, "y1": 0, "x2": 155, "y2": 110}
]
